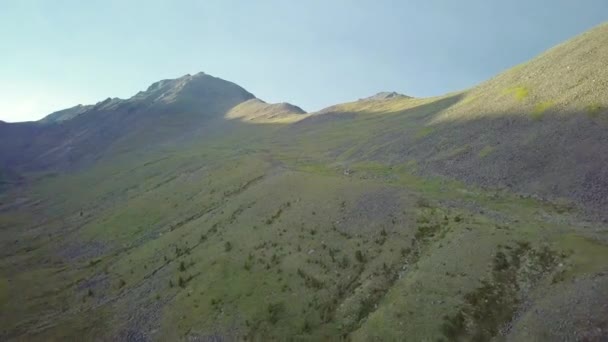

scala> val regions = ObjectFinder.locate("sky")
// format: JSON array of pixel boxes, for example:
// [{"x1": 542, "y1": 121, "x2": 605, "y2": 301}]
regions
[{"x1": 1, "y1": 1, "x2": 607, "y2": 122}]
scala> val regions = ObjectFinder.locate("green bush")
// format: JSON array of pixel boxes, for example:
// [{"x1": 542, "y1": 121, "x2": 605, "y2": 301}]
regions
[
  {"x1": 267, "y1": 302, "x2": 285, "y2": 324},
  {"x1": 355, "y1": 250, "x2": 366, "y2": 263}
]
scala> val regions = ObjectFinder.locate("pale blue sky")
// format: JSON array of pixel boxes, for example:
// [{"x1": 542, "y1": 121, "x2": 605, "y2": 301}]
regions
[{"x1": 1, "y1": 0, "x2": 607, "y2": 122}]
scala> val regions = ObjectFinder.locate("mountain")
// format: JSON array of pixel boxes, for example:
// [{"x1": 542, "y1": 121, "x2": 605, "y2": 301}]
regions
[
  {"x1": 1, "y1": 23, "x2": 608, "y2": 341},
  {"x1": 0, "y1": 72, "x2": 303, "y2": 174}
]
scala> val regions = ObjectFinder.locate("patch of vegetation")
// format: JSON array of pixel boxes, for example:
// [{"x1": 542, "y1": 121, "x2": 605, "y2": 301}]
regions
[
  {"x1": 88, "y1": 258, "x2": 102, "y2": 267},
  {"x1": 414, "y1": 208, "x2": 452, "y2": 242},
  {"x1": 267, "y1": 302, "x2": 285, "y2": 324},
  {"x1": 531, "y1": 101, "x2": 554, "y2": 120},
  {"x1": 478, "y1": 145, "x2": 495, "y2": 158},
  {"x1": 416, "y1": 197, "x2": 432, "y2": 208},
  {"x1": 415, "y1": 126, "x2": 434, "y2": 139},
  {"x1": 504, "y1": 86, "x2": 530, "y2": 101},
  {"x1": 355, "y1": 250, "x2": 366, "y2": 263},
  {"x1": 440, "y1": 243, "x2": 562, "y2": 341},
  {"x1": 297, "y1": 268, "x2": 324, "y2": 289},
  {"x1": 586, "y1": 103, "x2": 603, "y2": 118}
]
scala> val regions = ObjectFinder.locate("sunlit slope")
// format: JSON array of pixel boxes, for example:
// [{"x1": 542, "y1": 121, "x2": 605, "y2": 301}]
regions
[
  {"x1": 225, "y1": 98, "x2": 307, "y2": 123},
  {"x1": 440, "y1": 22, "x2": 608, "y2": 122}
]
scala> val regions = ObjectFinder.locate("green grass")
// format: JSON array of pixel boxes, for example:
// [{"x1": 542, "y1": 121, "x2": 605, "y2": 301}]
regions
[
  {"x1": 531, "y1": 101, "x2": 555, "y2": 120},
  {"x1": 557, "y1": 234, "x2": 608, "y2": 278},
  {"x1": 415, "y1": 126, "x2": 435, "y2": 139},
  {"x1": 504, "y1": 86, "x2": 530, "y2": 101},
  {"x1": 478, "y1": 145, "x2": 495, "y2": 158}
]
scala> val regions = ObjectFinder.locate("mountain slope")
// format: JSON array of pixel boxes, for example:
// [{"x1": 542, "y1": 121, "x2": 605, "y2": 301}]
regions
[
  {"x1": 288, "y1": 22, "x2": 608, "y2": 214},
  {"x1": 1, "y1": 23, "x2": 608, "y2": 341},
  {"x1": 225, "y1": 99, "x2": 307, "y2": 123}
]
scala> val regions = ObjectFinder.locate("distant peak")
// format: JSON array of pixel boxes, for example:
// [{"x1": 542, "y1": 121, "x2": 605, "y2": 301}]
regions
[
  {"x1": 362, "y1": 92, "x2": 412, "y2": 101},
  {"x1": 278, "y1": 102, "x2": 306, "y2": 115}
]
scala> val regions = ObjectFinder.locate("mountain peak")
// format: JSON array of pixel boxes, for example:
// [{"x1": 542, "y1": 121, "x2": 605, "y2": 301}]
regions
[
  {"x1": 362, "y1": 92, "x2": 412, "y2": 101},
  {"x1": 131, "y1": 72, "x2": 255, "y2": 109}
]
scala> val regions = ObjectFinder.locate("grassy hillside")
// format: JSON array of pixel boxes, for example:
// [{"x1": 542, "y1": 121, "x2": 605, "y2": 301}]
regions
[
  {"x1": 1, "y1": 23, "x2": 608, "y2": 341},
  {"x1": 288, "y1": 22, "x2": 608, "y2": 215}
]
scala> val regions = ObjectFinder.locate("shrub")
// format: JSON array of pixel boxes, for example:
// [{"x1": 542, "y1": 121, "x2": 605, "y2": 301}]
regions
[
  {"x1": 339, "y1": 255, "x2": 350, "y2": 269},
  {"x1": 355, "y1": 250, "x2": 366, "y2": 263},
  {"x1": 244, "y1": 261, "x2": 252, "y2": 271},
  {"x1": 493, "y1": 251, "x2": 509, "y2": 271},
  {"x1": 416, "y1": 198, "x2": 432, "y2": 208},
  {"x1": 267, "y1": 302, "x2": 285, "y2": 324},
  {"x1": 302, "y1": 320, "x2": 312, "y2": 333},
  {"x1": 297, "y1": 268, "x2": 324, "y2": 289}
]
